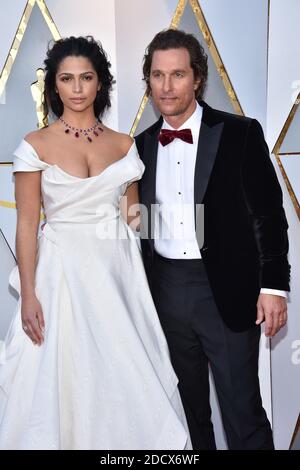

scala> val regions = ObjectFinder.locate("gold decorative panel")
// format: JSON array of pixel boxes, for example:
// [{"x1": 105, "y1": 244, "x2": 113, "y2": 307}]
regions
[
  {"x1": 0, "y1": 1, "x2": 60, "y2": 222},
  {"x1": 272, "y1": 92, "x2": 300, "y2": 220}
]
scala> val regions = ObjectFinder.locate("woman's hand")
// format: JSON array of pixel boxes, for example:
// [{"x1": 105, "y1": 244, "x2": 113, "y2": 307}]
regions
[{"x1": 21, "y1": 295, "x2": 45, "y2": 345}]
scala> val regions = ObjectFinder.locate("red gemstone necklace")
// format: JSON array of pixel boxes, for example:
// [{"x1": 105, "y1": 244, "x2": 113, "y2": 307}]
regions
[{"x1": 59, "y1": 117, "x2": 104, "y2": 143}]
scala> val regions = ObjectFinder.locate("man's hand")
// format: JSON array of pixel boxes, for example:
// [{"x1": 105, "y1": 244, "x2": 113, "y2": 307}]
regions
[{"x1": 256, "y1": 293, "x2": 287, "y2": 337}]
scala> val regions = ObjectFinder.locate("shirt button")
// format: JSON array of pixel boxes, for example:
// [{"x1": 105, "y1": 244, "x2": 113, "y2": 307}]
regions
[
  {"x1": 178, "y1": 192, "x2": 181, "y2": 195},
  {"x1": 183, "y1": 252, "x2": 186, "y2": 255},
  {"x1": 177, "y1": 162, "x2": 180, "y2": 164},
  {"x1": 180, "y1": 222, "x2": 183, "y2": 225}
]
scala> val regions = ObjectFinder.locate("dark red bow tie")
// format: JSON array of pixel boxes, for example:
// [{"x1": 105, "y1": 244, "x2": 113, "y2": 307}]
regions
[{"x1": 158, "y1": 128, "x2": 193, "y2": 146}]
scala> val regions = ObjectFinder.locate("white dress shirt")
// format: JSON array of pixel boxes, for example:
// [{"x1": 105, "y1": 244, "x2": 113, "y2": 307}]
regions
[
  {"x1": 154, "y1": 102, "x2": 202, "y2": 259},
  {"x1": 153, "y1": 101, "x2": 286, "y2": 298}
]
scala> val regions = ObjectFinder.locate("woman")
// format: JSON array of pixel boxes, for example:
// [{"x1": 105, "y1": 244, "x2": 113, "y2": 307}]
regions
[{"x1": 0, "y1": 36, "x2": 191, "y2": 450}]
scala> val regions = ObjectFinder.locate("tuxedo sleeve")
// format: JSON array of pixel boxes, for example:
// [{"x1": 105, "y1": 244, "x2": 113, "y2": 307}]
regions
[{"x1": 241, "y1": 119, "x2": 291, "y2": 291}]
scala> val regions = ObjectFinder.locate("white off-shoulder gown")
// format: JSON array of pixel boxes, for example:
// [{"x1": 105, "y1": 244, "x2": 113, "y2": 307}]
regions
[{"x1": 0, "y1": 139, "x2": 191, "y2": 450}]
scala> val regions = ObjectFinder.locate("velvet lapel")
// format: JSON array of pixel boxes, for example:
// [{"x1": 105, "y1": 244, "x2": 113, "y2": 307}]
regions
[
  {"x1": 194, "y1": 102, "x2": 224, "y2": 208},
  {"x1": 140, "y1": 118, "x2": 162, "y2": 251}
]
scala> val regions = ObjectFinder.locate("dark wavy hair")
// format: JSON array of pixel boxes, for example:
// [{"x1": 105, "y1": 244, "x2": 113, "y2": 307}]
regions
[
  {"x1": 143, "y1": 29, "x2": 208, "y2": 100},
  {"x1": 42, "y1": 36, "x2": 114, "y2": 125}
]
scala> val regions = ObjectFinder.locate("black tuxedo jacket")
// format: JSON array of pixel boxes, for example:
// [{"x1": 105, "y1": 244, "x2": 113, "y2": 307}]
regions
[{"x1": 135, "y1": 101, "x2": 290, "y2": 332}]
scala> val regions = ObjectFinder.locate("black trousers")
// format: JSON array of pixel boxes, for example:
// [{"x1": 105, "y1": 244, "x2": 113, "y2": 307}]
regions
[{"x1": 152, "y1": 252, "x2": 274, "y2": 450}]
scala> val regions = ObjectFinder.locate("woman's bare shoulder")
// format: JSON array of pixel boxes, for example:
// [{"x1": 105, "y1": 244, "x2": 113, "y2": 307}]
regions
[
  {"x1": 25, "y1": 123, "x2": 58, "y2": 143},
  {"x1": 103, "y1": 126, "x2": 134, "y2": 153},
  {"x1": 24, "y1": 124, "x2": 58, "y2": 157}
]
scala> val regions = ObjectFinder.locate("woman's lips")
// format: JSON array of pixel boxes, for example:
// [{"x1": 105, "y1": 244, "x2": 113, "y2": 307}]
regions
[{"x1": 70, "y1": 98, "x2": 86, "y2": 102}]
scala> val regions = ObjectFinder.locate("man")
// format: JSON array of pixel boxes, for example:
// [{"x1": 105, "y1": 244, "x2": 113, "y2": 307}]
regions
[{"x1": 135, "y1": 29, "x2": 290, "y2": 450}]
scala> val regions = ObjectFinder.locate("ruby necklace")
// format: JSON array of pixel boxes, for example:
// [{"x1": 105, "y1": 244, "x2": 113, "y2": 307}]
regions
[{"x1": 59, "y1": 117, "x2": 104, "y2": 143}]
